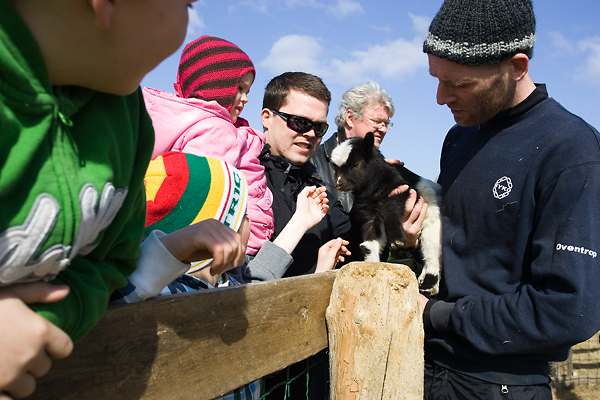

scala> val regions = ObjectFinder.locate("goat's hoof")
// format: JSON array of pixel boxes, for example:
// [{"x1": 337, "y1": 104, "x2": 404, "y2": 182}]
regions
[
  {"x1": 418, "y1": 273, "x2": 440, "y2": 297},
  {"x1": 390, "y1": 241, "x2": 405, "y2": 250}
]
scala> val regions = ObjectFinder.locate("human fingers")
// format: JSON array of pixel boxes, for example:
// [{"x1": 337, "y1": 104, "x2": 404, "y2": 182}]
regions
[
  {"x1": 198, "y1": 221, "x2": 239, "y2": 256},
  {"x1": 402, "y1": 189, "x2": 419, "y2": 218},
  {"x1": 159, "y1": 221, "x2": 214, "y2": 262},
  {"x1": 339, "y1": 240, "x2": 351, "y2": 256},
  {"x1": 403, "y1": 193, "x2": 425, "y2": 225},
  {"x1": 208, "y1": 231, "x2": 242, "y2": 276},
  {"x1": 332, "y1": 239, "x2": 352, "y2": 265},
  {"x1": 414, "y1": 201, "x2": 428, "y2": 228},
  {"x1": 316, "y1": 239, "x2": 342, "y2": 273},
  {"x1": 335, "y1": 249, "x2": 350, "y2": 263},
  {"x1": 0, "y1": 301, "x2": 71, "y2": 399},
  {"x1": 26, "y1": 352, "x2": 52, "y2": 380},
  {"x1": 315, "y1": 186, "x2": 327, "y2": 197},
  {"x1": 312, "y1": 194, "x2": 329, "y2": 210},
  {"x1": 320, "y1": 238, "x2": 341, "y2": 253},
  {"x1": 43, "y1": 320, "x2": 74, "y2": 361},
  {"x1": 298, "y1": 186, "x2": 315, "y2": 199},
  {"x1": 388, "y1": 184, "x2": 410, "y2": 197},
  {"x1": 384, "y1": 159, "x2": 404, "y2": 167},
  {"x1": 168, "y1": 220, "x2": 241, "y2": 273},
  {"x1": 314, "y1": 188, "x2": 328, "y2": 203},
  {"x1": 419, "y1": 294, "x2": 429, "y2": 313},
  {"x1": 2, "y1": 371, "x2": 36, "y2": 399},
  {"x1": 0, "y1": 392, "x2": 13, "y2": 400},
  {"x1": 0, "y1": 282, "x2": 70, "y2": 305},
  {"x1": 402, "y1": 197, "x2": 428, "y2": 249}
]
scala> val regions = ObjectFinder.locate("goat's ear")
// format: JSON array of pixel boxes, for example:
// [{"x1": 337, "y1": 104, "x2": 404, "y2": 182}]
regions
[{"x1": 362, "y1": 132, "x2": 375, "y2": 153}]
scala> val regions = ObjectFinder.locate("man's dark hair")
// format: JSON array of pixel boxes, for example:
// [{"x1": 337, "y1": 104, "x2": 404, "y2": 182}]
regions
[{"x1": 263, "y1": 72, "x2": 331, "y2": 111}]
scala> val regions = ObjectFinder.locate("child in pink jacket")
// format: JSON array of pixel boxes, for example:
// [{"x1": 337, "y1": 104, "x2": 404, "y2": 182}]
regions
[{"x1": 143, "y1": 36, "x2": 273, "y2": 256}]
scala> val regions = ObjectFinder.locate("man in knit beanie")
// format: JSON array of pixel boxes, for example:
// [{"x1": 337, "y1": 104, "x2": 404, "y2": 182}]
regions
[{"x1": 417, "y1": 1, "x2": 600, "y2": 399}]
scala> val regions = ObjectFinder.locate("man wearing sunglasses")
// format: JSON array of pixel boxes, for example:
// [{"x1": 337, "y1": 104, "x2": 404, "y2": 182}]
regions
[{"x1": 258, "y1": 72, "x2": 356, "y2": 399}]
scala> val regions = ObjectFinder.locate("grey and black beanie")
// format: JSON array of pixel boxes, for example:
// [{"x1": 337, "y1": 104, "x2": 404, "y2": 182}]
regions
[{"x1": 423, "y1": 0, "x2": 536, "y2": 66}]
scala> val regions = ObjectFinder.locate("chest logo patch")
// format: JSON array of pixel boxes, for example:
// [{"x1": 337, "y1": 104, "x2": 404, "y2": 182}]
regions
[{"x1": 493, "y1": 176, "x2": 513, "y2": 200}]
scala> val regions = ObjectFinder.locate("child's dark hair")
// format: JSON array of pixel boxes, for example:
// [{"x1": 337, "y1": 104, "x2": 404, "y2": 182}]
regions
[{"x1": 262, "y1": 72, "x2": 331, "y2": 111}]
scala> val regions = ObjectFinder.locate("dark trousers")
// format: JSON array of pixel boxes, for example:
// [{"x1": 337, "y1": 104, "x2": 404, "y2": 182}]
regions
[{"x1": 424, "y1": 360, "x2": 552, "y2": 400}]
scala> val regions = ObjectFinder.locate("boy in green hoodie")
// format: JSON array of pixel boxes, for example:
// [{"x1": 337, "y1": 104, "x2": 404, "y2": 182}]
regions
[{"x1": 0, "y1": 1, "x2": 248, "y2": 398}]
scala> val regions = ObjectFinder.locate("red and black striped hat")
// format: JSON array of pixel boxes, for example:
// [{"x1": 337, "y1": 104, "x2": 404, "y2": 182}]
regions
[{"x1": 174, "y1": 36, "x2": 255, "y2": 111}]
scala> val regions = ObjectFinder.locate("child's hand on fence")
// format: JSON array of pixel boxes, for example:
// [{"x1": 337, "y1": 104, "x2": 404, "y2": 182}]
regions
[
  {"x1": 295, "y1": 186, "x2": 329, "y2": 230},
  {"x1": 315, "y1": 238, "x2": 351, "y2": 273},
  {"x1": 0, "y1": 282, "x2": 73, "y2": 399},
  {"x1": 159, "y1": 219, "x2": 245, "y2": 276}
]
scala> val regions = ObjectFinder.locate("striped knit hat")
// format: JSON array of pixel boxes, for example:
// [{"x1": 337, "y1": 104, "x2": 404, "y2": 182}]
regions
[
  {"x1": 423, "y1": 0, "x2": 536, "y2": 66},
  {"x1": 174, "y1": 36, "x2": 255, "y2": 111},
  {"x1": 144, "y1": 152, "x2": 248, "y2": 272}
]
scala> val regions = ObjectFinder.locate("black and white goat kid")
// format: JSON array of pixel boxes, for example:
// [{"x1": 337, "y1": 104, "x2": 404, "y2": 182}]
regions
[{"x1": 330, "y1": 132, "x2": 442, "y2": 296}]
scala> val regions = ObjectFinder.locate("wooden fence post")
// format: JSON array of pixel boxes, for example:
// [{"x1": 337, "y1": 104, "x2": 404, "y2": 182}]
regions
[{"x1": 326, "y1": 262, "x2": 423, "y2": 399}]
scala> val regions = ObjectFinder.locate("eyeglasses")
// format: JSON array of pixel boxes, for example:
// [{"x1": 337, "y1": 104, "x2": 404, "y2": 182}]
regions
[
  {"x1": 366, "y1": 116, "x2": 393, "y2": 129},
  {"x1": 271, "y1": 110, "x2": 329, "y2": 137}
]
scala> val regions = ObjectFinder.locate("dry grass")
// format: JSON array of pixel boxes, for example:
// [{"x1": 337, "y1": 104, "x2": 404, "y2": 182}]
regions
[
  {"x1": 553, "y1": 385, "x2": 600, "y2": 400},
  {"x1": 552, "y1": 332, "x2": 600, "y2": 399}
]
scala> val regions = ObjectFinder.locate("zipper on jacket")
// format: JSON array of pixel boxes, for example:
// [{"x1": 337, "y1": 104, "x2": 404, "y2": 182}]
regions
[
  {"x1": 53, "y1": 101, "x2": 78, "y2": 246},
  {"x1": 57, "y1": 110, "x2": 73, "y2": 127}
]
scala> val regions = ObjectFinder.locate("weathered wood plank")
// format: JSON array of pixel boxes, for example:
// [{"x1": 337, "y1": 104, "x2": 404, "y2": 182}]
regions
[
  {"x1": 326, "y1": 262, "x2": 423, "y2": 399},
  {"x1": 31, "y1": 271, "x2": 337, "y2": 400}
]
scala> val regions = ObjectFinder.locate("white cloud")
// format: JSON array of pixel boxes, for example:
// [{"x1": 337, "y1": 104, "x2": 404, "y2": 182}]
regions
[
  {"x1": 328, "y1": 37, "x2": 427, "y2": 83},
  {"x1": 548, "y1": 31, "x2": 577, "y2": 56},
  {"x1": 284, "y1": 0, "x2": 323, "y2": 8},
  {"x1": 239, "y1": 0, "x2": 322, "y2": 13},
  {"x1": 576, "y1": 37, "x2": 600, "y2": 88},
  {"x1": 186, "y1": 9, "x2": 206, "y2": 37},
  {"x1": 547, "y1": 32, "x2": 600, "y2": 88},
  {"x1": 370, "y1": 25, "x2": 394, "y2": 33},
  {"x1": 260, "y1": 33, "x2": 427, "y2": 85},
  {"x1": 260, "y1": 35, "x2": 327, "y2": 75},
  {"x1": 409, "y1": 13, "x2": 431, "y2": 35},
  {"x1": 240, "y1": 0, "x2": 269, "y2": 14},
  {"x1": 327, "y1": 0, "x2": 364, "y2": 18}
]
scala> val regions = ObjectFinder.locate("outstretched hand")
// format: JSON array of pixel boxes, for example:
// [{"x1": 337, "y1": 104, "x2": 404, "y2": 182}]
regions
[
  {"x1": 0, "y1": 282, "x2": 74, "y2": 399},
  {"x1": 295, "y1": 186, "x2": 329, "y2": 230},
  {"x1": 272, "y1": 186, "x2": 330, "y2": 255},
  {"x1": 389, "y1": 185, "x2": 428, "y2": 249},
  {"x1": 316, "y1": 238, "x2": 351, "y2": 273},
  {"x1": 159, "y1": 218, "x2": 245, "y2": 277}
]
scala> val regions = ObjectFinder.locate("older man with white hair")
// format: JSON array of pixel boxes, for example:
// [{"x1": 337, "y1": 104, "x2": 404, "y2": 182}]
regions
[{"x1": 311, "y1": 81, "x2": 395, "y2": 212}]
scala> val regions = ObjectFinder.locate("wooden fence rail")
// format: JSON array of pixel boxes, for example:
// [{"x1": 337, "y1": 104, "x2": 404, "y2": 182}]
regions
[{"x1": 31, "y1": 263, "x2": 423, "y2": 400}]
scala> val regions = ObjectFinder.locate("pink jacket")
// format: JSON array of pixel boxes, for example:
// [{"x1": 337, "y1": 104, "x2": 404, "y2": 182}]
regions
[{"x1": 143, "y1": 87, "x2": 274, "y2": 255}]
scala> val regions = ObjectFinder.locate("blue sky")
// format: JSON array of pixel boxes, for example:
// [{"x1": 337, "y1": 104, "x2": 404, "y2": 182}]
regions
[{"x1": 142, "y1": 0, "x2": 600, "y2": 181}]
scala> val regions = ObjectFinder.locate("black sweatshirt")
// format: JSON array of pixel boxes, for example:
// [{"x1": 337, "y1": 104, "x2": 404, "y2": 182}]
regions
[{"x1": 425, "y1": 85, "x2": 600, "y2": 384}]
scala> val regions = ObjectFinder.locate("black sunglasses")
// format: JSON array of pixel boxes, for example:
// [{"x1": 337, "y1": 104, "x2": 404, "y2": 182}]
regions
[{"x1": 271, "y1": 110, "x2": 329, "y2": 138}]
